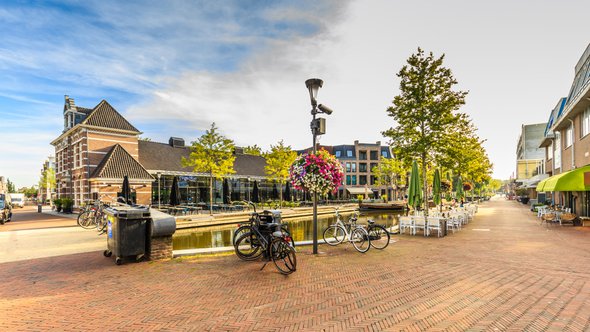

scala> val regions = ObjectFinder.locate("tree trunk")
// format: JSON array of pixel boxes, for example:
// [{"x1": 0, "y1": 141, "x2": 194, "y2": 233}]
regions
[
  {"x1": 279, "y1": 182, "x2": 283, "y2": 207},
  {"x1": 422, "y1": 154, "x2": 428, "y2": 218},
  {"x1": 209, "y1": 173, "x2": 213, "y2": 216}
]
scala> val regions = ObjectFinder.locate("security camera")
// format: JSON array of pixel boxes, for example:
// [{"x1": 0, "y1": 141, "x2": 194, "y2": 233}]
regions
[{"x1": 318, "y1": 104, "x2": 333, "y2": 115}]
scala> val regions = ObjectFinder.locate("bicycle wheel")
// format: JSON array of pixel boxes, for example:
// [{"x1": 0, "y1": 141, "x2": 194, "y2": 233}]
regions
[
  {"x1": 323, "y1": 225, "x2": 345, "y2": 246},
  {"x1": 77, "y1": 211, "x2": 95, "y2": 229},
  {"x1": 271, "y1": 238, "x2": 297, "y2": 275},
  {"x1": 351, "y1": 228, "x2": 370, "y2": 253},
  {"x1": 234, "y1": 232, "x2": 264, "y2": 261},
  {"x1": 368, "y1": 224, "x2": 390, "y2": 250},
  {"x1": 281, "y1": 225, "x2": 295, "y2": 248},
  {"x1": 96, "y1": 213, "x2": 108, "y2": 233},
  {"x1": 232, "y1": 225, "x2": 252, "y2": 246}
]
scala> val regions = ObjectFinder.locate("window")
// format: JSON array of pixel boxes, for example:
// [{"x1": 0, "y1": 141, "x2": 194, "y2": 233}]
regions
[
  {"x1": 359, "y1": 150, "x2": 367, "y2": 160},
  {"x1": 582, "y1": 107, "x2": 590, "y2": 138},
  {"x1": 359, "y1": 163, "x2": 367, "y2": 172},
  {"x1": 370, "y1": 176, "x2": 376, "y2": 185},
  {"x1": 359, "y1": 175, "x2": 367, "y2": 185},
  {"x1": 370, "y1": 163, "x2": 378, "y2": 172},
  {"x1": 346, "y1": 150, "x2": 353, "y2": 157},
  {"x1": 346, "y1": 175, "x2": 351, "y2": 185},
  {"x1": 565, "y1": 125, "x2": 573, "y2": 148},
  {"x1": 351, "y1": 175, "x2": 357, "y2": 185},
  {"x1": 351, "y1": 163, "x2": 357, "y2": 172},
  {"x1": 335, "y1": 150, "x2": 342, "y2": 157},
  {"x1": 547, "y1": 144, "x2": 553, "y2": 160},
  {"x1": 381, "y1": 150, "x2": 388, "y2": 158},
  {"x1": 370, "y1": 151, "x2": 378, "y2": 160},
  {"x1": 346, "y1": 163, "x2": 351, "y2": 172}
]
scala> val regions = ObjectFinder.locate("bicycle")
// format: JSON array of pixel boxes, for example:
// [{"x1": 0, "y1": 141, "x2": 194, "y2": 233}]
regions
[
  {"x1": 77, "y1": 200, "x2": 100, "y2": 229},
  {"x1": 233, "y1": 202, "x2": 295, "y2": 248},
  {"x1": 322, "y1": 208, "x2": 371, "y2": 253},
  {"x1": 234, "y1": 209, "x2": 296, "y2": 275}
]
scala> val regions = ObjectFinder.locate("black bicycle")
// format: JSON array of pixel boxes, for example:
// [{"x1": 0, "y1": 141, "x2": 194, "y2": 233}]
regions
[
  {"x1": 234, "y1": 207, "x2": 296, "y2": 275},
  {"x1": 348, "y1": 210, "x2": 390, "y2": 250},
  {"x1": 232, "y1": 202, "x2": 295, "y2": 248}
]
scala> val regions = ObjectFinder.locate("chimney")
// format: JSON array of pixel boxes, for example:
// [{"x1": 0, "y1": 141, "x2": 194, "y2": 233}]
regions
[
  {"x1": 234, "y1": 147, "x2": 244, "y2": 155},
  {"x1": 169, "y1": 137, "x2": 185, "y2": 148}
]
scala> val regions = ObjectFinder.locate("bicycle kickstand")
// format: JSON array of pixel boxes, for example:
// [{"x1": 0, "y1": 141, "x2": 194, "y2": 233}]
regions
[{"x1": 260, "y1": 261, "x2": 269, "y2": 271}]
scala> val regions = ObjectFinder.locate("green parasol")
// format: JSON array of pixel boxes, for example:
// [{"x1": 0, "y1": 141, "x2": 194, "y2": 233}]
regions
[
  {"x1": 433, "y1": 169, "x2": 441, "y2": 206},
  {"x1": 408, "y1": 160, "x2": 422, "y2": 209}
]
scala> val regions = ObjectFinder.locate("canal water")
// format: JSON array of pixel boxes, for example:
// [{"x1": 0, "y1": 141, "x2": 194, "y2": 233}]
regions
[{"x1": 173, "y1": 211, "x2": 404, "y2": 250}]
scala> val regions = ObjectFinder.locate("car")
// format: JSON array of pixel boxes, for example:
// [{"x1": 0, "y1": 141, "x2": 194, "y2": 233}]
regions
[
  {"x1": 0, "y1": 194, "x2": 12, "y2": 224},
  {"x1": 9, "y1": 193, "x2": 25, "y2": 208}
]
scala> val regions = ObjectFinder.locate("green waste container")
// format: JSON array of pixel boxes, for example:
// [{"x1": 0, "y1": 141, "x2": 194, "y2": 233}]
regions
[{"x1": 103, "y1": 206, "x2": 150, "y2": 265}]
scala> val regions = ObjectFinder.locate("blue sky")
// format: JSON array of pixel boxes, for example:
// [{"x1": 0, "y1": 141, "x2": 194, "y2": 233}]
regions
[{"x1": 1, "y1": 0, "x2": 590, "y2": 187}]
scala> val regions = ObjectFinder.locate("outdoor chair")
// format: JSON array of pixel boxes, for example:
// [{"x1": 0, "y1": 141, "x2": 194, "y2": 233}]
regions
[
  {"x1": 410, "y1": 216, "x2": 426, "y2": 236},
  {"x1": 559, "y1": 213, "x2": 577, "y2": 226},
  {"x1": 426, "y1": 217, "x2": 443, "y2": 237},
  {"x1": 399, "y1": 216, "x2": 413, "y2": 234},
  {"x1": 542, "y1": 213, "x2": 558, "y2": 227}
]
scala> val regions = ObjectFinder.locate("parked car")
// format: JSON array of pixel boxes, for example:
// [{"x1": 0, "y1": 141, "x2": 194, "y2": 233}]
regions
[
  {"x1": 9, "y1": 193, "x2": 25, "y2": 208},
  {"x1": 0, "y1": 194, "x2": 12, "y2": 224}
]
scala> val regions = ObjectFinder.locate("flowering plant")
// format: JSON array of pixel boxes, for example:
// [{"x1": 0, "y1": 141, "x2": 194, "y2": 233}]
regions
[
  {"x1": 289, "y1": 149, "x2": 344, "y2": 195},
  {"x1": 463, "y1": 182, "x2": 473, "y2": 191}
]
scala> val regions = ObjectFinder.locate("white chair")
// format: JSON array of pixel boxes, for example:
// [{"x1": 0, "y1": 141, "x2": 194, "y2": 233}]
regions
[
  {"x1": 399, "y1": 216, "x2": 413, "y2": 234},
  {"x1": 426, "y1": 217, "x2": 443, "y2": 237},
  {"x1": 410, "y1": 216, "x2": 426, "y2": 236}
]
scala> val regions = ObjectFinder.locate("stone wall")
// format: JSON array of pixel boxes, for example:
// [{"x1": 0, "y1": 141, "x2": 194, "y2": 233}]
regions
[{"x1": 148, "y1": 236, "x2": 173, "y2": 260}]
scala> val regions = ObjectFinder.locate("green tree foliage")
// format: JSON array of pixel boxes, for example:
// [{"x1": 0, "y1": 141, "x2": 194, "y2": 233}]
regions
[
  {"x1": 39, "y1": 167, "x2": 56, "y2": 198},
  {"x1": 182, "y1": 123, "x2": 235, "y2": 215},
  {"x1": 244, "y1": 145, "x2": 262, "y2": 156},
  {"x1": 264, "y1": 140, "x2": 297, "y2": 206},
  {"x1": 383, "y1": 48, "x2": 467, "y2": 213},
  {"x1": 6, "y1": 178, "x2": 15, "y2": 193},
  {"x1": 21, "y1": 186, "x2": 38, "y2": 198},
  {"x1": 371, "y1": 157, "x2": 408, "y2": 201}
]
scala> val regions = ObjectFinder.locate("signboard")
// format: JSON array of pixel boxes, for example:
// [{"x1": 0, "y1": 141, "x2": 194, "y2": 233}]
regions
[{"x1": 584, "y1": 172, "x2": 590, "y2": 186}]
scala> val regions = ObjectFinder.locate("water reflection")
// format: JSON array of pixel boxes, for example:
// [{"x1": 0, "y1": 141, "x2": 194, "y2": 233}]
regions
[{"x1": 173, "y1": 211, "x2": 403, "y2": 250}]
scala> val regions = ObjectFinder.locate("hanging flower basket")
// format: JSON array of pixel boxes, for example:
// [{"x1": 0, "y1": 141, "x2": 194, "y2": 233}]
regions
[
  {"x1": 289, "y1": 149, "x2": 344, "y2": 195},
  {"x1": 440, "y1": 179, "x2": 452, "y2": 192},
  {"x1": 463, "y1": 182, "x2": 473, "y2": 191}
]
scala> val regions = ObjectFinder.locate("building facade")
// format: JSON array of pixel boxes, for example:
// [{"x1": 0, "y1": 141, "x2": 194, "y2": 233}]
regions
[{"x1": 537, "y1": 43, "x2": 590, "y2": 216}]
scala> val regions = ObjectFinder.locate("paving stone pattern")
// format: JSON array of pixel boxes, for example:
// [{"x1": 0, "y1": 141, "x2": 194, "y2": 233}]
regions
[{"x1": 1, "y1": 199, "x2": 590, "y2": 331}]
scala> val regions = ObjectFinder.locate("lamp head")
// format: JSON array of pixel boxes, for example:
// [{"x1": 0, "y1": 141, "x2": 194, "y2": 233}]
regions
[{"x1": 305, "y1": 78, "x2": 323, "y2": 106}]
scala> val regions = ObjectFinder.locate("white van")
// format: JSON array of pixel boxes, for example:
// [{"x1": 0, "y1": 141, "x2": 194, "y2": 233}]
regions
[{"x1": 9, "y1": 193, "x2": 25, "y2": 208}]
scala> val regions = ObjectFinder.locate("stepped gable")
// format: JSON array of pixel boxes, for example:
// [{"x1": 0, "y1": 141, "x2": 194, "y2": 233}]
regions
[
  {"x1": 91, "y1": 144, "x2": 153, "y2": 180},
  {"x1": 83, "y1": 100, "x2": 140, "y2": 133}
]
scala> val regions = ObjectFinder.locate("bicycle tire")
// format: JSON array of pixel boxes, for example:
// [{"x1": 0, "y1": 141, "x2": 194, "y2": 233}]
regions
[
  {"x1": 323, "y1": 225, "x2": 345, "y2": 246},
  {"x1": 351, "y1": 228, "x2": 370, "y2": 253},
  {"x1": 232, "y1": 225, "x2": 252, "y2": 246},
  {"x1": 234, "y1": 231, "x2": 264, "y2": 261},
  {"x1": 96, "y1": 213, "x2": 107, "y2": 233},
  {"x1": 271, "y1": 238, "x2": 297, "y2": 275},
  {"x1": 280, "y1": 225, "x2": 295, "y2": 248},
  {"x1": 368, "y1": 224, "x2": 390, "y2": 250},
  {"x1": 77, "y1": 211, "x2": 96, "y2": 229}
]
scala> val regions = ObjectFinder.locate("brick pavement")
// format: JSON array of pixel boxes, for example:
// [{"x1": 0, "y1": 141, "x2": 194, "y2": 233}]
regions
[
  {"x1": 0, "y1": 206, "x2": 76, "y2": 232},
  {"x1": 0, "y1": 198, "x2": 589, "y2": 331}
]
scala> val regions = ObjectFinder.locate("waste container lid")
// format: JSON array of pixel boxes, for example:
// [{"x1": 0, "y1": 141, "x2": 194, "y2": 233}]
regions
[{"x1": 105, "y1": 205, "x2": 150, "y2": 218}]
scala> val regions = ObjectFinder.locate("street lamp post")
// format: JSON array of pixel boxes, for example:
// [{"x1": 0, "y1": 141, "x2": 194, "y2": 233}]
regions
[
  {"x1": 305, "y1": 78, "x2": 334, "y2": 255},
  {"x1": 157, "y1": 172, "x2": 161, "y2": 209}
]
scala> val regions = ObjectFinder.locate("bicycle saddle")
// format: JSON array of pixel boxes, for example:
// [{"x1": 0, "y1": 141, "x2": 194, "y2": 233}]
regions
[{"x1": 367, "y1": 219, "x2": 375, "y2": 224}]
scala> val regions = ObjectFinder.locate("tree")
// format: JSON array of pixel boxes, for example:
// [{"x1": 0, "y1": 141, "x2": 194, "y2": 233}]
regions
[
  {"x1": 371, "y1": 157, "x2": 407, "y2": 201},
  {"x1": 264, "y1": 140, "x2": 297, "y2": 206},
  {"x1": 383, "y1": 48, "x2": 467, "y2": 215},
  {"x1": 6, "y1": 178, "x2": 15, "y2": 193},
  {"x1": 182, "y1": 123, "x2": 235, "y2": 215},
  {"x1": 244, "y1": 145, "x2": 262, "y2": 156},
  {"x1": 39, "y1": 167, "x2": 56, "y2": 201}
]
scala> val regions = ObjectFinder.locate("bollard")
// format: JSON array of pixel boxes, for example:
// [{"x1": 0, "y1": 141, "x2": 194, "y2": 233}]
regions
[{"x1": 37, "y1": 204, "x2": 42, "y2": 213}]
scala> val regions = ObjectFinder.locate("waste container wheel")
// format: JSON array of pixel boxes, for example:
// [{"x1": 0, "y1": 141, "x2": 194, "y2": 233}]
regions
[
  {"x1": 136, "y1": 254, "x2": 145, "y2": 262},
  {"x1": 103, "y1": 250, "x2": 112, "y2": 257},
  {"x1": 115, "y1": 257, "x2": 122, "y2": 265}
]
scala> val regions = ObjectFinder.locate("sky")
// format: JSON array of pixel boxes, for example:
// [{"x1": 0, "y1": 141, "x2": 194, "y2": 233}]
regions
[{"x1": 1, "y1": 0, "x2": 589, "y2": 188}]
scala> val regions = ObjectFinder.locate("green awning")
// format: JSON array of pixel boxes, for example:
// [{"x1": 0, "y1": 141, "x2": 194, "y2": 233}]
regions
[
  {"x1": 535, "y1": 178, "x2": 548, "y2": 192},
  {"x1": 539, "y1": 165, "x2": 590, "y2": 192}
]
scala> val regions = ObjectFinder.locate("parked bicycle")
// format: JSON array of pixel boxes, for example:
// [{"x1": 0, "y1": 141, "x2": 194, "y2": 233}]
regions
[
  {"x1": 77, "y1": 195, "x2": 127, "y2": 234},
  {"x1": 234, "y1": 204, "x2": 296, "y2": 275},
  {"x1": 322, "y1": 208, "x2": 371, "y2": 253},
  {"x1": 233, "y1": 202, "x2": 295, "y2": 248}
]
